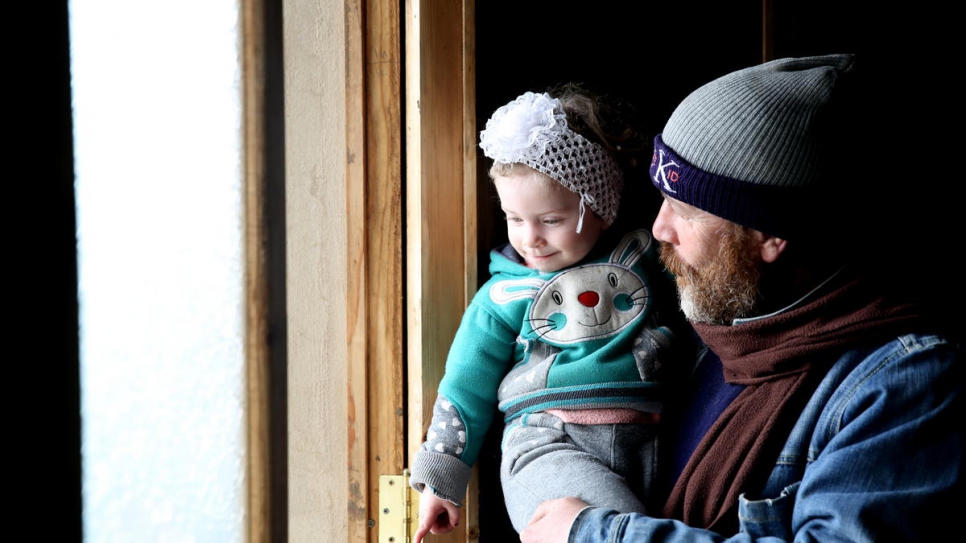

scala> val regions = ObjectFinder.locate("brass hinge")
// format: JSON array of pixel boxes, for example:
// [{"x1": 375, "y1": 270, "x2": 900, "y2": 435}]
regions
[{"x1": 378, "y1": 469, "x2": 419, "y2": 543}]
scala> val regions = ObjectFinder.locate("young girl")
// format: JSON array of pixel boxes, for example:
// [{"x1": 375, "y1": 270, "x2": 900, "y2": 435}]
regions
[{"x1": 410, "y1": 85, "x2": 687, "y2": 540}]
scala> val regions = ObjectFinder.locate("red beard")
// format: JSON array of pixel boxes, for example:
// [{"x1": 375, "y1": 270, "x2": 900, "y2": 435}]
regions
[{"x1": 658, "y1": 225, "x2": 763, "y2": 325}]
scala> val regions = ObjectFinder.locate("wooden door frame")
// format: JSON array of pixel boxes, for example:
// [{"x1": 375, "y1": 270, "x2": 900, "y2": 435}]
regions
[
  {"x1": 405, "y1": 1, "x2": 479, "y2": 540},
  {"x1": 345, "y1": 1, "x2": 478, "y2": 542},
  {"x1": 340, "y1": 1, "x2": 780, "y2": 541}
]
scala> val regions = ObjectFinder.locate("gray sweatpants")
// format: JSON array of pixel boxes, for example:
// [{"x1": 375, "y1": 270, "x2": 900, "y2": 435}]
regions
[{"x1": 499, "y1": 411, "x2": 658, "y2": 532}]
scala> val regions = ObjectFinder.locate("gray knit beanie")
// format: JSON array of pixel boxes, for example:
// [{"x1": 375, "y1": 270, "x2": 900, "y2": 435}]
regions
[{"x1": 649, "y1": 54, "x2": 857, "y2": 238}]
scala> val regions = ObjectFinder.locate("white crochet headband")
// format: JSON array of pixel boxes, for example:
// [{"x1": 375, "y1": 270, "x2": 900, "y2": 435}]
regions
[{"x1": 479, "y1": 91, "x2": 624, "y2": 231}]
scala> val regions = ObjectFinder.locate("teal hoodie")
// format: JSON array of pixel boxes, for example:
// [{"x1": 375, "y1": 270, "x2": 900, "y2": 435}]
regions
[{"x1": 410, "y1": 229, "x2": 682, "y2": 503}]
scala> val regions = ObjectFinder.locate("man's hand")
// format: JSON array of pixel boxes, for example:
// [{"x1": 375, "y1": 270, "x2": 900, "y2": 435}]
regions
[
  {"x1": 519, "y1": 497, "x2": 588, "y2": 543},
  {"x1": 413, "y1": 491, "x2": 461, "y2": 543}
]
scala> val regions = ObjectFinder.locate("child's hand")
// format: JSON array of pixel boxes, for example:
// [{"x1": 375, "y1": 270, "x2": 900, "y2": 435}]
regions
[{"x1": 413, "y1": 491, "x2": 461, "y2": 543}]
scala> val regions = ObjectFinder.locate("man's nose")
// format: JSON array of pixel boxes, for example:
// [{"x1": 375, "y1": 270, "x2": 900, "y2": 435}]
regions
[{"x1": 651, "y1": 201, "x2": 676, "y2": 245}]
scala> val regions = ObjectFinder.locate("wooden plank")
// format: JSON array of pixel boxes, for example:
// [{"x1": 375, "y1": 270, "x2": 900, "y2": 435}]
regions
[
  {"x1": 460, "y1": 3, "x2": 480, "y2": 541},
  {"x1": 348, "y1": 1, "x2": 405, "y2": 542},
  {"x1": 242, "y1": 0, "x2": 271, "y2": 541},
  {"x1": 284, "y1": 0, "x2": 353, "y2": 540},
  {"x1": 462, "y1": 0, "x2": 478, "y2": 314},
  {"x1": 406, "y1": 1, "x2": 475, "y2": 542},
  {"x1": 345, "y1": 0, "x2": 369, "y2": 540},
  {"x1": 366, "y1": 0, "x2": 406, "y2": 541}
]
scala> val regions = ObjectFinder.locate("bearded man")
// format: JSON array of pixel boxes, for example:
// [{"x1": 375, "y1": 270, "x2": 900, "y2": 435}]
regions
[{"x1": 521, "y1": 54, "x2": 963, "y2": 543}]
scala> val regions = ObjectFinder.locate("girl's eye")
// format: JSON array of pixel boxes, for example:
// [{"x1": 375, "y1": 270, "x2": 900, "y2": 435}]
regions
[{"x1": 543, "y1": 218, "x2": 561, "y2": 226}]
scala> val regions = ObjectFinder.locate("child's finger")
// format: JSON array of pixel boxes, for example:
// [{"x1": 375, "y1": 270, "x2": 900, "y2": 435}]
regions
[{"x1": 412, "y1": 516, "x2": 432, "y2": 543}]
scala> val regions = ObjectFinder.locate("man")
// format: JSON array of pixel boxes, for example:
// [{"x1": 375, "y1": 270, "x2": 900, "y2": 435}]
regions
[{"x1": 520, "y1": 54, "x2": 963, "y2": 542}]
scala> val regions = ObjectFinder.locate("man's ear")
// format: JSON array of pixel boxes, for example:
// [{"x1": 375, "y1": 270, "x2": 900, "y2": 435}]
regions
[{"x1": 760, "y1": 236, "x2": 788, "y2": 263}]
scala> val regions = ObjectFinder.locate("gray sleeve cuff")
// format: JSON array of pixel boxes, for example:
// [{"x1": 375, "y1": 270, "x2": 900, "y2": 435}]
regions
[{"x1": 409, "y1": 450, "x2": 473, "y2": 506}]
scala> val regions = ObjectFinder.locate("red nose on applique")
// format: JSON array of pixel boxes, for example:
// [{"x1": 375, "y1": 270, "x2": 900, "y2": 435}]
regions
[{"x1": 578, "y1": 291, "x2": 599, "y2": 308}]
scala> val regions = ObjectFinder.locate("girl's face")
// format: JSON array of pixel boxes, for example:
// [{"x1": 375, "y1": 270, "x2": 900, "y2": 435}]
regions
[{"x1": 494, "y1": 170, "x2": 607, "y2": 273}]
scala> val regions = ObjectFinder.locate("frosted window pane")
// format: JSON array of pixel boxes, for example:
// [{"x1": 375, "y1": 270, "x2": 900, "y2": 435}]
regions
[{"x1": 70, "y1": 1, "x2": 245, "y2": 542}]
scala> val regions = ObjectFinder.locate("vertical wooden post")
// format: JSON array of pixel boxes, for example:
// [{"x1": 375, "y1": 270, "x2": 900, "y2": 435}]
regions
[
  {"x1": 242, "y1": 0, "x2": 271, "y2": 541},
  {"x1": 405, "y1": 1, "x2": 477, "y2": 541},
  {"x1": 347, "y1": 0, "x2": 406, "y2": 542}
]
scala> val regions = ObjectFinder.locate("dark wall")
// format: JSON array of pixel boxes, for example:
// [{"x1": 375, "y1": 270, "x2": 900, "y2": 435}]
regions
[
  {"x1": 771, "y1": 3, "x2": 961, "y2": 338},
  {"x1": 475, "y1": 0, "x2": 962, "y2": 335},
  {"x1": 473, "y1": 2, "x2": 960, "y2": 540},
  {"x1": 41, "y1": 3, "x2": 957, "y2": 542},
  {"x1": 29, "y1": 1, "x2": 82, "y2": 541},
  {"x1": 473, "y1": 4, "x2": 762, "y2": 539},
  {"x1": 474, "y1": 2, "x2": 763, "y2": 271}
]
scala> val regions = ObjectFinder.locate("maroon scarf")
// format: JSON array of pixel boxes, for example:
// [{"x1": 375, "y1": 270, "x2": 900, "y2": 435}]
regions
[{"x1": 661, "y1": 270, "x2": 931, "y2": 534}]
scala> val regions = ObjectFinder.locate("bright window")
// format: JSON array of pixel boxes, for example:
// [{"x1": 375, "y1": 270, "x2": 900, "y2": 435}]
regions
[{"x1": 70, "y1": 1, "x2": 246, "y2": 541}]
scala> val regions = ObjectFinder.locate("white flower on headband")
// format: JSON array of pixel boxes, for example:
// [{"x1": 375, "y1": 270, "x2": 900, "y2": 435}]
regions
[
  {"x1": 479, "y1": 92, "x2": 568, "y2": 164},
  {"x1": 479, "y1": 90, "x2": 625, "y2": 230}
]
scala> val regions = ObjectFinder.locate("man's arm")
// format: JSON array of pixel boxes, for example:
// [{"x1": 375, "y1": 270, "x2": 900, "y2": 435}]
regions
[
  {"x1": 520, "y1": 497, "x2": 589, "y2": 543},
  {"x1": 522, "y1": 337, "x2": 964, "y2": 543}
]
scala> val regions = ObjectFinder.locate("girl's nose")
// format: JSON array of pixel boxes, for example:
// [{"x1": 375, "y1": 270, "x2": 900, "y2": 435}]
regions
[{"x1": 522, "y1": 224, "x2": 544, "y2": 248}]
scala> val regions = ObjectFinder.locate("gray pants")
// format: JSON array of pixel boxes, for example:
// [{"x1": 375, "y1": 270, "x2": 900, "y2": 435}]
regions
[{"x1": 499, "y1": 412, "x2": 658, "y2": 532}]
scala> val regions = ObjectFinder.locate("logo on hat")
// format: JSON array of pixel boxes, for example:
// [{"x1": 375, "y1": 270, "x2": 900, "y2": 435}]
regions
[{"x1": 650, "y1": 148, "x2": 679, "y2": 194}]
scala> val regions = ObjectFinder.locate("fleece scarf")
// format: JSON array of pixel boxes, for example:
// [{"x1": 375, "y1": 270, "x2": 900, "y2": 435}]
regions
[{"x1": 661, "y1": 269, "x2": 932, "y2": 534}]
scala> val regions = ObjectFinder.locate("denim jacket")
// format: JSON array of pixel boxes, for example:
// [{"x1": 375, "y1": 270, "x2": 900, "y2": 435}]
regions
[{"x1": 569, "y1": 332, "x2": 963, "y2": 542}]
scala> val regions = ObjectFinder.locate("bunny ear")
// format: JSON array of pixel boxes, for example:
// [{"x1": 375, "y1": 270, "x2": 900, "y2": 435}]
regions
[
  {"x1": 610, "y1": 230, "x2": 654, "y2": 268},
  {"x1": 489, "y1": 278, "x2": 545, "y2": 305}
]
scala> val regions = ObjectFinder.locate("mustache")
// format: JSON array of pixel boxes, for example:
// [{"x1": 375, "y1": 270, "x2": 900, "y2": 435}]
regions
[{"x1": 658, "y1": 241, "x2": 689, "y2": 277}]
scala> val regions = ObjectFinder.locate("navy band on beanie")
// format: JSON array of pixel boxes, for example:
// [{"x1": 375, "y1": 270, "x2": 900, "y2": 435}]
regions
[
  {"x1": 648, "y1": 54, "x2": 857, "y2": 239},
  {"x1": 650, "y1": 136, "x2": 815, "y2": 239}
]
